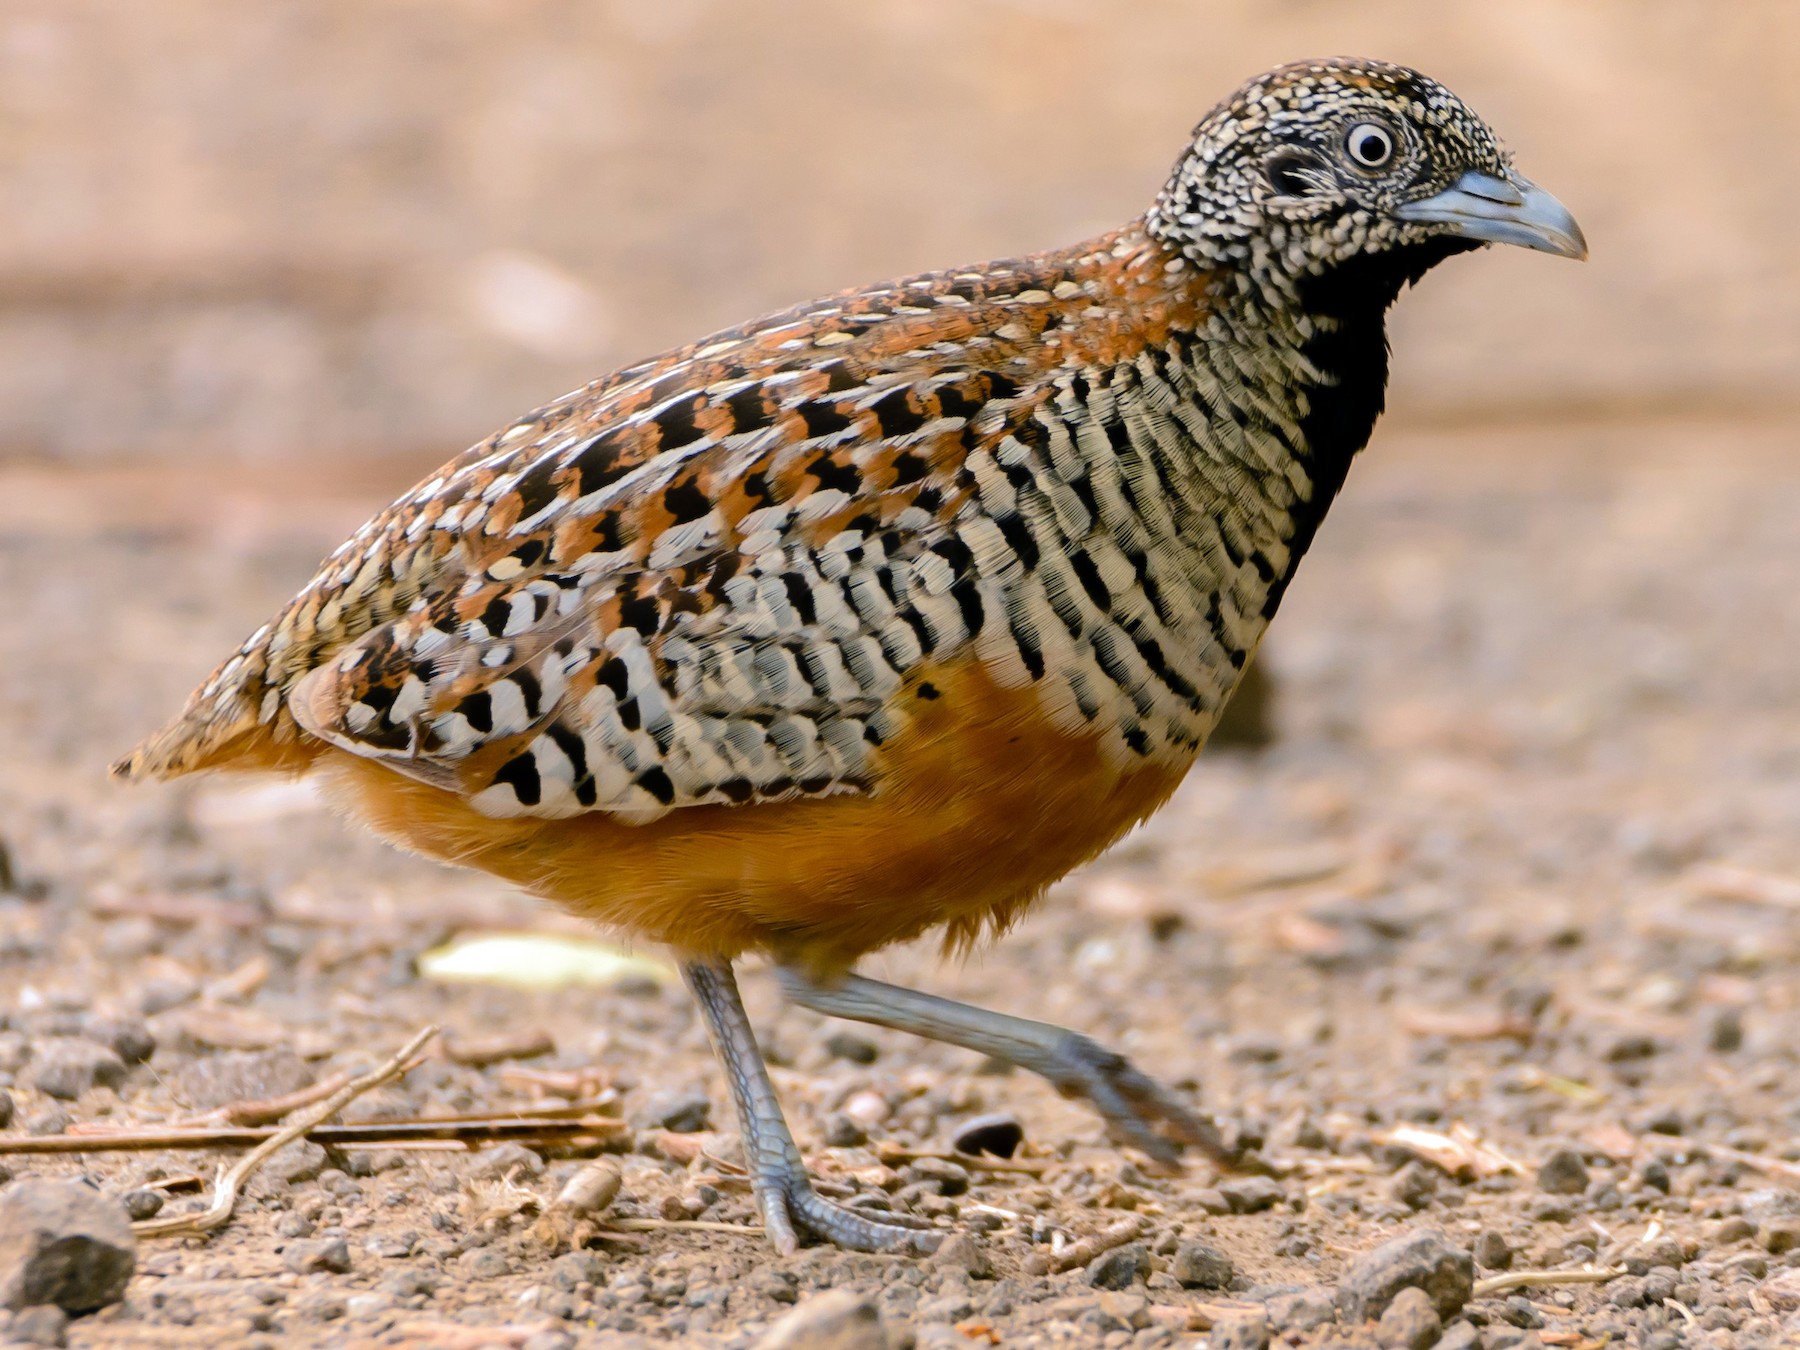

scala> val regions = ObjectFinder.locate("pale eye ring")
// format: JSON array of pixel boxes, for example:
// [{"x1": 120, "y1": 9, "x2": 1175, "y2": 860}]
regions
[{"x1": 1345, "y1": 122, "x2": 1395, "y2": 169}]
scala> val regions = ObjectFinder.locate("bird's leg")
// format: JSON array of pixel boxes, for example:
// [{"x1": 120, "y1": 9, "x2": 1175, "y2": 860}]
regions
[
  {"x1": 681, "y1": 958, "x2": 941, "y2": 1254},
  {"x1": 776, "y1": 965, "x2": 1248, "y2": 1172}
]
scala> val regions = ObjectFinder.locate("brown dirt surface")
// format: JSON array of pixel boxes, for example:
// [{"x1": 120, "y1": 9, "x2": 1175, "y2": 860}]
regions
[
  {"x1": 3, "y1": 4, "x2": 1800, "y2": 1348},
  {"x1": 4, "y1": 417, "x2": 1800, "y2": 1348}
]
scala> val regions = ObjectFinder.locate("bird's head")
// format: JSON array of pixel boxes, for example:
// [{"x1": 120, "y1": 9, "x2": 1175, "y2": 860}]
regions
[{"x1": 1149, "y1": 58, "x2": 1586, "y2": 304}]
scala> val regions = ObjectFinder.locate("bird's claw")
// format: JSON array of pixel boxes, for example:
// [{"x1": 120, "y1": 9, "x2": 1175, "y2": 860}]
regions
[
  {"x1": 1049, "y1": 1032, "x2": 1253, "y2": 1173},
  {"x1": 756, "y1": 1170, "x2": 943, "y2": 1255}
]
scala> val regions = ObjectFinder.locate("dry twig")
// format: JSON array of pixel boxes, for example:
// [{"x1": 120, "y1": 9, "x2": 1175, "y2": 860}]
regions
[
  {"x1": 1687, "y1": 862, "x2": 1800, "y2": 911},
  {"x1": 1025, "y1": 1216, "x2": 1145, "y2": 1275},
  {"x1": 7, "y1": 1100, "x2": 624, "y2": 1157},
  {"x1": 131, "y1": 1026, "x2": 439, "y2": 1239},
  {"x1": 1473, "y1": 1267, "x2": 1627, "y2": 1299},
  {"x1": 1705, "y1": 1142, "x2": 1800, "y2": 1182},
  {"x1": 875, "y1": 1141, "x2": 1047, "y2": 1175}
]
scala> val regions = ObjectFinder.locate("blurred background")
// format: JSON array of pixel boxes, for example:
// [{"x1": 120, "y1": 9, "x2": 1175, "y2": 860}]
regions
[{"x1": 0, "y1": 0, "x2": 1793, "y2": 465}]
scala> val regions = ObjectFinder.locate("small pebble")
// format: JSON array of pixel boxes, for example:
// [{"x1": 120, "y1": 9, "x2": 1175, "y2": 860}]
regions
[
  {"x1": 823, "y1": 1113, "x2": 867, "y2": 1148},
  {"x1": 0, "y1": 1180, "x2": 137, "y2": 1313},
  {"x1": 23, "y1": 1106, "x2": 70, "y2": 1136},
  {"x1": 265, "y1": 1140, "x2": 329, "y2": 1185},
  {"x1": 9, "y1": 1304, "x2": 67, "y2": 1347},
  {"x1": 283, "y1": 1238, "x2": 353, "y2": 1275},
  {"x1": 1171, "y1": 1239, "x2": 1233, "y2": 1289},
  {"x1": 822, "y1": 1031, "x2": 878, "y2": 1064},
  {"x1": 28, "y1": 1038, "x2": 127, "y2": 1101},
  {"x1": 929, "y1": 1233, "x2": 991, "y2": 1278},
  {"x1": 1714, "y1": 1216, "x2": 1756, "y2": 1244},
  {"x1": 1708, "y1": 1007, "x2": 1744, "y2": 1053},
  {"x1": 1388, "y1": 1161, "x2": 1437, "y2": 1210},
  {"x1": 1210, "y1": 1308, "x2": 1270, "y2": 1350},
  {"x1": 173, "y1": 1049, "x2": 312, "y2": 1111},
  {"x1": 81, "y1": 1016, "x2": 155, "y2": 1067},
  {"x1": 1375, "y1": 1285, "x2": 1441, "y2": 1350},
  {"x1": 1535, "y1": 1148, "x2": 1590, "y2": 1196},
  {"x1": 638, "y1": 1086, "x2": 711, "y2": 1133},
  {"x1": 1218, "y1": 1176, "x2": 1284, "y2": 1213},
  {"x1": 1473, "y1": 1230, "x2": 1513, "y2": 1271},
  {"x1": 457, "y1": 1248, "x2": 509, "y2": 1278},
  {"x1": 753, "y1": 1288, "x2": 887, "y2": 1349},
  {"x1": 120, "y1": 1189, "x2": 164, "y2": 1221},
  {"x1": 1760, "y1": 1218, "x2": 1800, "y2": 1254},
  {"x1": 467, "y1": 1142, "x2": 545, "y2": 1180},
  {"x1": 1263, "y1": 1285, "x2": 1336, "y2": 1334},
  {"x1": 1337, "y1": 1228, "x2": 1474, "y2": 1323},
  {"x1": 0, "y1": 1090, "x2": 12, "y2": 1129},
  {"x1": 1086, "y1": 1242, "x2": 1149, "y2": 1290},
  {"x1": 550, "y1": 1250, "x2": 606, "y2": 1290}
]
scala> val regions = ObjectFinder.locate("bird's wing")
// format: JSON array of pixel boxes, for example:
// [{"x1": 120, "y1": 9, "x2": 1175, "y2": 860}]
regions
[{"x1": 285, "y1": 269, "x2": 1068, "y2": 820}]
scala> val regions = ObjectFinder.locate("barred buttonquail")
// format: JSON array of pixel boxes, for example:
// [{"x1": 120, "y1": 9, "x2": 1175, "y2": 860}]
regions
[{"x1": 117, "y1": 58, "x2": 1584, "y2": 1253}]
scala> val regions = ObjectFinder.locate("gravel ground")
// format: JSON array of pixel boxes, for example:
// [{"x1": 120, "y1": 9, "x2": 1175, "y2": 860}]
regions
[{"x1": 2, "y1": 416, "x2": 1799, "y2": 1348}]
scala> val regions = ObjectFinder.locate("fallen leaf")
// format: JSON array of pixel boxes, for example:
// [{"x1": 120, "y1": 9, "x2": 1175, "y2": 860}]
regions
[
  {"x1": 418, "y1": 932, "x2": 672, "y2": 990},
  {"x1": 1371, "y1": 1122, "x2": 1524, "y2": 1179}
]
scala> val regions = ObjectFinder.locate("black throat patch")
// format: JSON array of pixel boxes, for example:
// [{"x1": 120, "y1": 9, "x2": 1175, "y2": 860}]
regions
[{"x1": 1258, "y1": 237, "x2": 1478, "y2": 617}]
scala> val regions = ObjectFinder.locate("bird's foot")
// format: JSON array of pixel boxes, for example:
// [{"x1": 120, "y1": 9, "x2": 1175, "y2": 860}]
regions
[
  {"x1": 754, "y1": 1169, "x2": 943, "y2": 1255},
  {"x1": 1047, "y1": 1032, "x2": 1263, "y2": 1173}
]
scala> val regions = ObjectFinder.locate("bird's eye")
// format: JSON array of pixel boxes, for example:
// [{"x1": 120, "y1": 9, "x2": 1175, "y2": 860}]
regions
[{"x1": 1345, "y1": 122, "x2": 1395, "y2": 169}]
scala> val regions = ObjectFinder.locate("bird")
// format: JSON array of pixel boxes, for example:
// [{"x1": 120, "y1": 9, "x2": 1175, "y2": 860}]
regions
[{"x1": 115, "y1": 58, "x2": 1584, "y2": 1255}]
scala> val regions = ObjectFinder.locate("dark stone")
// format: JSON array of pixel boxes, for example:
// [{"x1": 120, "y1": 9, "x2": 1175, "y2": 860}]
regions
[
  {"x1": 120, "y1": 1190, "x2": 163, "y2": 1222},
  {"x1": 0, "y1": 1090, "x2": 11, "y2": 1129},
  {"x1": 28, "y1": 1039, "x2": 127, "y2": 1101},
  {"x1": 1389, "y1": 1161, "x2": 1438, "y2": 1210},
  {"x1": 1708, "y1": 1007, "x2": 1744, "y2": 1053},
  {"x1": 823, "y1": 1113, "x2": 866, "y2": 1148},
  {"x1": 1535, "y1": 1148, "x2": 1590, "y2": 1196},
  {"x1": 822, "y1": 1032, "x2": 878, "y2": 1065},
  {"x1": 0, "y1": 1180, "x2": 136, "y2": 1312},
  {"x1": 951, "y1": 1113, "x2": 1023, "y2": 1160},
  {"x1": 1473, "y1": 1230, "x2": 1513, "y2": 1271},
  {"x1": 1086, "y1": 1242, "x2": 1149, "y2": 1289},
  {"x1": 1760, "y1": 1218, "x2": 1800, "y2": 1255},
  {"x1": 1171, "y1": 1240, "x2": 1234, "y2": 1289},
  {"x1": 1336, "y1": 1228, "x2": 1474, "y2": 1324},
  {"x1": 1603, "y1": 1032, "x2": 1658, "y2": 1062},
  {"x1": 900, "y1": 1157, "x2": 967, "y2": 1197}
]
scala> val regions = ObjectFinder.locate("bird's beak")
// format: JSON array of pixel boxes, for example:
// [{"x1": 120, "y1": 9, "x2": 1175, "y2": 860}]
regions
[{"x1": 1395, "y1": 170, "x2": 1588, "y2": 260}]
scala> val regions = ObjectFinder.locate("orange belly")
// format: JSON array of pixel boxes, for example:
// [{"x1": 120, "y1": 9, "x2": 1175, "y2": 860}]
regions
[{"x1": 316, "y1": 659, "x2": 1192, "y2": 968}]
